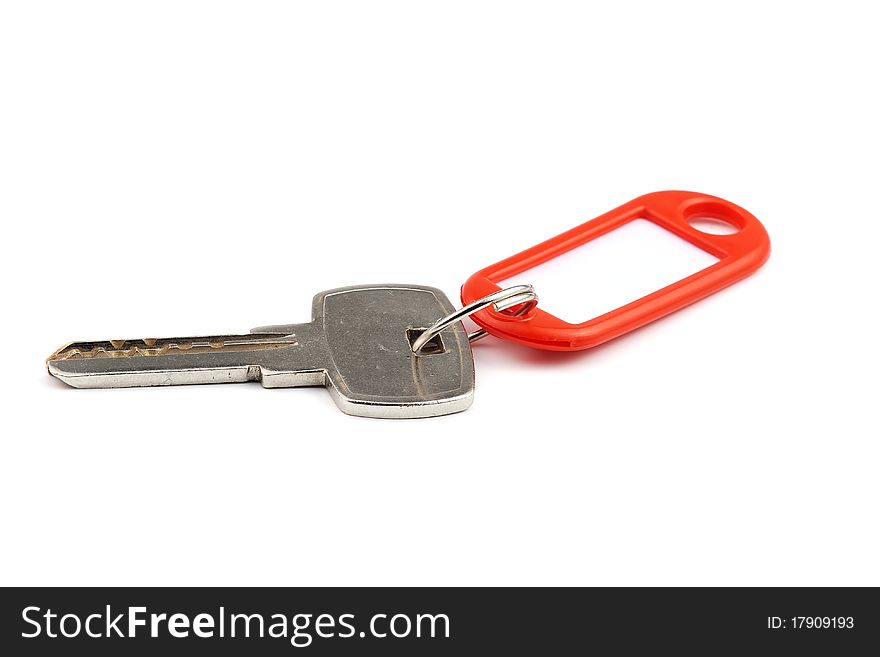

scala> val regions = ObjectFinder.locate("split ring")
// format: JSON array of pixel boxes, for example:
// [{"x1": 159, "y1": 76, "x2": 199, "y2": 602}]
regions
[{"x1": 411, "y1": 284, "x2": 538, "y2": 354}]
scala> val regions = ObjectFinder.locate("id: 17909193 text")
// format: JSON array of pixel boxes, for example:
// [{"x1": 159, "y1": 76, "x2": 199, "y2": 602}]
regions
[{"x1": 767, "y1": 617, "x2": 854, "y2": 630}]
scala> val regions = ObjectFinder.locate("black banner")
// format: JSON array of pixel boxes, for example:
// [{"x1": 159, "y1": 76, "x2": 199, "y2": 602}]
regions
[{"x1": 1, "y1": 587, "x2": 876, "y2": 655}]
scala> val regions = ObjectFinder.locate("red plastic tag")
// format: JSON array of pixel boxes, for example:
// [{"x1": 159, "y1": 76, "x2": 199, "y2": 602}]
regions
[{"x1": 461, "y1": 190, "x2": 770, "y2": 351}]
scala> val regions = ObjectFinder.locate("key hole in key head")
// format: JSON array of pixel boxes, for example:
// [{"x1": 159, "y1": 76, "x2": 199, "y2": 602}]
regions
[{"x1": 406, "y1": 328, "x2": 447, "y2": 355}]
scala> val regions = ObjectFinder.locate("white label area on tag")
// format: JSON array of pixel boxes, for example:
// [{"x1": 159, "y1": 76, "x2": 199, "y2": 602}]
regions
[{"x1": 499, "y1": 218, "x2": 719, "y2": 323}]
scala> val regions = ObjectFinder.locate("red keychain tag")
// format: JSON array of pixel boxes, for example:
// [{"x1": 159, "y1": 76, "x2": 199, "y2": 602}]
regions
[{"x1": 461, "y1": 191, "x2": 770, "y2": 351}]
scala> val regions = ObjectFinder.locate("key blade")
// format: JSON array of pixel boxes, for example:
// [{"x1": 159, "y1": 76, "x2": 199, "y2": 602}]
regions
[{"x1": 47, "y1": 333, "x2": 300, "y2": 388}]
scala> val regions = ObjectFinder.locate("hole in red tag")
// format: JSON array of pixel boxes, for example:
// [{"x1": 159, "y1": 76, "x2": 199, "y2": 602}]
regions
[
  {"x1": 498, "y1": 218, "x2": 719, "y2": 323},
  {"x1": 687, "y1": 216, "x2": 739, "y2": 235}
]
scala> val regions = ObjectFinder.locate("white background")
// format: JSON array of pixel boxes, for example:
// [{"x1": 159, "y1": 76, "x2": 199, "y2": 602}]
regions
[{"x1": 1, "y1": 1, "x2": 878, "y2": 586}]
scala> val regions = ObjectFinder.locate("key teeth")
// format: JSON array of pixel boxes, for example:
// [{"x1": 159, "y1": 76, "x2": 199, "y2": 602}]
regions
[
  {"x1": 47, "y1": 341, "x2": 171, "y2": 361},
  {"x1": 54, "y1": 347, "x2": 95, "y2": 360},
  {"x1": 46, "y1": 342, "x2": 78, "y2": 363},
  {"x1": 46, "y1": 335, "x2": 299, "y2": 362}
]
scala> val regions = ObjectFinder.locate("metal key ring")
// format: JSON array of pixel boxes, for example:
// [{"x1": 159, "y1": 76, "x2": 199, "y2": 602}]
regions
[{"x1": 411, "y1": 284, "x2": 538, "y2": 354}]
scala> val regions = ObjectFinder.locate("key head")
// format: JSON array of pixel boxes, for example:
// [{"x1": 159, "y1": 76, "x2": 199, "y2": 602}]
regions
[{"x1": 313, "y1": 285, "x2": 475, "y2": 418}]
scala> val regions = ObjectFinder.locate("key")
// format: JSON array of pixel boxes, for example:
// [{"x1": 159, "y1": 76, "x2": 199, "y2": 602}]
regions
[{"x1": 46, "y1": 285, "x2": 475, "y2": 418}]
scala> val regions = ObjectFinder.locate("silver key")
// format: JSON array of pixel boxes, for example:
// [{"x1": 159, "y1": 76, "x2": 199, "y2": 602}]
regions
[{"x1": 46, "y1": 285, "x2": 475, "y2": 418}]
